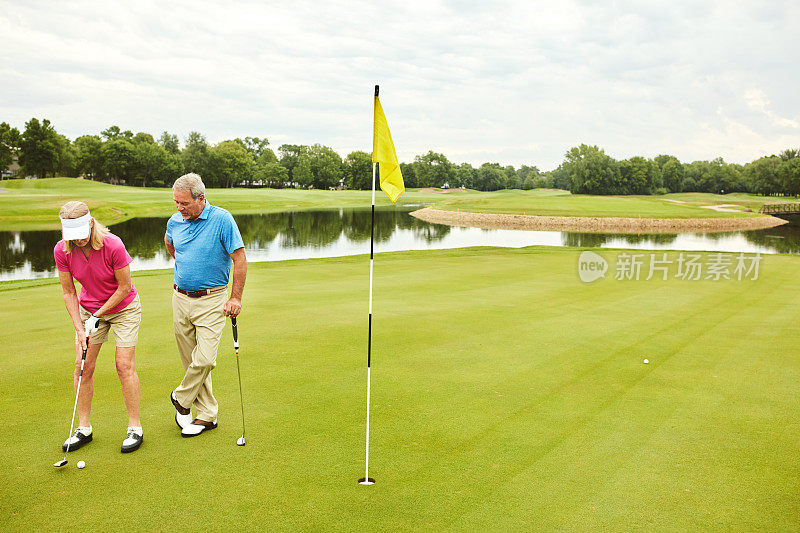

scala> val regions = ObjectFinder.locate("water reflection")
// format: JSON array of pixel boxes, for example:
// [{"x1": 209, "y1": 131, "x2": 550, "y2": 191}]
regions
[
  {"x1": 0, "y1": 208, "x2": 455, "y2": 281},
  {"x1": 3, "y1": 209, "x2": 800, "y2": 281}
]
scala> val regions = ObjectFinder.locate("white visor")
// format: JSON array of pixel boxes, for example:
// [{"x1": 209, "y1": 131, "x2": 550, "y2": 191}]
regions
[{"x1": 61, "y1": 213, "x2": 92, "y2": 241}]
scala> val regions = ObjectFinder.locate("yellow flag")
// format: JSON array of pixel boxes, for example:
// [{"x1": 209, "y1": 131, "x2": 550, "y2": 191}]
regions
[{"x1": 373, "y1": 94, "x2": 405, "y2": 203}]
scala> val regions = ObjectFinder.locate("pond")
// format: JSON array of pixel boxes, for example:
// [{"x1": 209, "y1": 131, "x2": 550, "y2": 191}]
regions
[{"x1": 3, "y1": 207, "x2": 800, "y2": 281}]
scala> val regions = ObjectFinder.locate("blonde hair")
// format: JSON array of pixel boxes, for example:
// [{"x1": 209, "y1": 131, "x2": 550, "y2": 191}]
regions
[{"x1": 59, "y1": 201, "x2": 109, "y2": 253}]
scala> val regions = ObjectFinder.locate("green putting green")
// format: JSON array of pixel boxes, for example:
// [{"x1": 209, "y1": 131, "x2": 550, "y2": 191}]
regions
[{"x1": 1, "y1": 247, "x2": 798, "y2": 530}]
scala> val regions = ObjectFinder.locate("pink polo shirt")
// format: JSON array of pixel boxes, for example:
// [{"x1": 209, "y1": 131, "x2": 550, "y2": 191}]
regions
[{"x1": 54, "y1": 233, "x2": 137, "y2": 314}]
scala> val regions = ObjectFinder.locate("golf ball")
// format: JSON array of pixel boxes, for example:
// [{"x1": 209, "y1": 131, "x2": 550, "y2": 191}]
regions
[
  {"x1": 643, "y1": 359, "x2": 649, "y2": 364},
  {"x1": 77, "y1": 461, "x2": 85, "y2": 469},
  {"x1": 237, "y1": 437, "x2": 246, "y2": 446}
]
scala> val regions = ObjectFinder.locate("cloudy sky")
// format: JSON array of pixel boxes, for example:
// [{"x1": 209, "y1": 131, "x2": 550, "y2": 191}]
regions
[{"x1": 1, "y1": 0, "x2": 798, "y2": 170}]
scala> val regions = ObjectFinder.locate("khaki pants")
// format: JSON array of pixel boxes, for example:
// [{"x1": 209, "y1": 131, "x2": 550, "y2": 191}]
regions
[{"x1": 172, "y1": 288, "x2": 227, "y2": 423}]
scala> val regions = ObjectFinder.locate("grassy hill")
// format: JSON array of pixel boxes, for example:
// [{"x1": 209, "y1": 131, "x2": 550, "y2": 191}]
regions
[{"x1": 0, "y1": 178, "x2": 786, "y2": 231}]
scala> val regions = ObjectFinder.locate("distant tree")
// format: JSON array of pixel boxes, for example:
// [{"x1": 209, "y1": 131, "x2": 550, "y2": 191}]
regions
[
  {"x1": 343, "y1": 150, "x2": 372, "y2": 190},
  {"x1": 258, "y1": 161, "x2": 289, "y2": 187},
  {"x1": 158, "y1": 131, "x2": 180, "y2": 154},
  {"x1": 102, "y1": 138, "x2": 136, "y2": 183},
  {"x1": 476, "y1": 163, "x2": 507, "y2": 191},
  {"x1": 517, "y1": 165, "x2": 540, "y2": 190},
  {"x1": 208, "y1": 140, "x2": 255, "y2": 187},
  {"x1": 292, "y1": 150, "x2": 313, "y2": 187},
  {"x1": 0, "y1": 122, "x2": 20, "y2": 171},
  {"x1": 307, "y1": 144, "x2": 343, "y2": 189},
  {"x1": 182, "y1": 132, "x2": 210, "y2": 176},
  {"x1": 250, "y1": 148, "x2": 284, "y2": 187},
  {"x1": 258, "y1": 148, "x2": 278, "y2": 164},
  {"x1": 132, "y1": 132, "x2": 155, "y2": 145},
  {"x1": 56, "y1": 134, "x2": 78, "y2": 177},
  {"x1": 618, "y1": 156, "x2": 660, "y2": 194},
  {"x1": 133, "y1": 142, "x2": 184, "y2": 187},
  {"x1": 778, "y1": 156, "x2": 800, "y2": 196},
  {"x1": 413, "y1": 151, "x2": 454, "y2": 188},
  {"x1": 654, "y1": 155, "x2": 684, "y2": 192},
  {"x1": 534, "y1": 173, "x2": 555, "y2": 189},
  {"x1": 74, "y1": 135, "x2": 105, "y2": 180},
  {"x1": 683, "y1": 161, "x2": 709, "y2": 192},
  {"x1": 19, "y1": 118, "x2": 61, "y2": 178},
  {"x1": 705, "y1": 157, "x2": 743, "y2": 194},
  {"x1": 454, "y1": 162, "x2": 477, "y2": 189},
  {"x1": 547, "y1": 164, "x2": 570, "y2": 190},
  {"x1": 745, "y1": 156, "x2": 781, "y2": 195},
  {"x1": 101, "y1": 126, "x2": 133, "y2": 141},
  {"x1": 235, "y1": 137, "x2": 270, "y2": 159},
  {"x1": 399, "y1": 162, "x2": 417, "y2": 188},
  {"x1": 562, "y1": 144, "x2": 620, "y2": 194},
  {"x1": 278, "y1": 144, "x2": 306, "y2": 182}
]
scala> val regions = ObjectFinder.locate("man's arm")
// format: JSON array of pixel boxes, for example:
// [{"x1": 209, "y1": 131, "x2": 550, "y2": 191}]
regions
[
  {"x1": 164, "y1": 233, "x2": 175, "y2": 258},
  {"x1": 224, "y1": 247, "x2": 247, "y2": 317}
]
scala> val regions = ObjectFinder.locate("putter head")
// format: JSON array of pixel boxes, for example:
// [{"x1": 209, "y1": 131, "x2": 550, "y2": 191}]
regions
[
  {"x1": 53, "y1": 459, "x2": 68, "y2": 468},
  {"x1": 236, "y1": 436, "x2": 246, "y2": 446}
]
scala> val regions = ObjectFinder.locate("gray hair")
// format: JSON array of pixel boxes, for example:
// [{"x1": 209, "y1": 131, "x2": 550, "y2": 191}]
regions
[{"x1": 173, "y1": 173, "x2": 206, "y2": 199}]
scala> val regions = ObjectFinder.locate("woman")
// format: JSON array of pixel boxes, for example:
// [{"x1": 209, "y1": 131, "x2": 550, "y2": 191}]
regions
[{"x1": 54, "y1": 201, "x2": 144, "y2": 453}]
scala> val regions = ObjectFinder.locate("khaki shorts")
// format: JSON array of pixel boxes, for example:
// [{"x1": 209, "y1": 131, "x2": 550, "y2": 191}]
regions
[{"x1": 77, "y1": 293, "x2": 142, "y2": 348}]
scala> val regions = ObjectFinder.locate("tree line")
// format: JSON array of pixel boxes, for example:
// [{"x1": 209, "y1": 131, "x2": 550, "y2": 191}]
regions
[
  {"x1": 2, "y1": 118, "x2": 798, "y2": 195},
  {"x1": 551, "y1": 144, "x2": 800, "y2": 196}
]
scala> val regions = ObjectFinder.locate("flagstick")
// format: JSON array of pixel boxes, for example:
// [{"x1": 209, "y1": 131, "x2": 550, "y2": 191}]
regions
[{"x1": 359, "y1": 152, "x2": 377, "y2": 486}]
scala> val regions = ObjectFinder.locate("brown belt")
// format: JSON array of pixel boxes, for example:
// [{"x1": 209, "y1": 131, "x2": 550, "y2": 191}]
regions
[{"x1": 173, "y1": 284, "x2": 226, "y2": 298}]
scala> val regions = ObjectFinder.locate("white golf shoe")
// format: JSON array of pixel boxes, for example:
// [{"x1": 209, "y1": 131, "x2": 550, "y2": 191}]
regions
[
  {"x1": 175, "y1": 411, "x2": 193, "y2": 429},
  {"x1": 171, "y1": 391, "x2": 193, "y2": 429},
  {"x1": 121, "y1": 427, "x2": 143, "y2": 453},
  {"x1": 181, "y1": 419, "x2": 218, "y2": 437}
]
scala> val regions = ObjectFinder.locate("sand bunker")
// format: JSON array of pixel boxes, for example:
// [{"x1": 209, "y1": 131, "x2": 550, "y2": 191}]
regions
[
  {"x1": 410, "y1": 206, "x2": 787, "y2": 234},
  {"x1": 699, "y1": 204, "x2": 742, "y2": 213},
  {"x1": 418, "y1": 188, "x2": 467, "y2": 193}
]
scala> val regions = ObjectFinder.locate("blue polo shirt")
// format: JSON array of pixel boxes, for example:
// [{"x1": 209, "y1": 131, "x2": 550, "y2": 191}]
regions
[{"x1": 166, "y1": 201, "x2": 244, "y2": 291}]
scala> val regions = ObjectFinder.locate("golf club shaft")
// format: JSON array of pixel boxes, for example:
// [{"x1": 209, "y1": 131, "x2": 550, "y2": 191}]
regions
[
  {"x1": 232, "y1": 318, "x2": 245, "y2": 438},
  {"x1": 62, "y1": 337, "x2": 89, "y2": 459}
]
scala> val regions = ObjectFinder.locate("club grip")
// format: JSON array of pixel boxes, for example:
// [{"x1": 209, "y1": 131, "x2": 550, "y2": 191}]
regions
[{"x1": 231, "y1": 317, "x2": 238, "y2": 345}]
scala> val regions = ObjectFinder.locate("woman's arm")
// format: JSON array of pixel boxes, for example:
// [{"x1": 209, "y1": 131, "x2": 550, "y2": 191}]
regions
[
  {"x1": 92, "y1": 265, "x2": 133, "y2": 317},
  {"x1": 59, "y1": 270, "x2": 87, "y2": 350}
]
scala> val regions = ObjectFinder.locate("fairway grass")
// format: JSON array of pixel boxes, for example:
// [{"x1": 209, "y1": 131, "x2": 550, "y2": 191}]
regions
[
  {"x1": 1, "y1": 247, "x2": 798, "y2": 530},
  {"x1": 432, "y1": 189, "x2": 780, "y2": 219},
  {"x1": 0, "y1": 178, "x2": 786, "y2": 231}
]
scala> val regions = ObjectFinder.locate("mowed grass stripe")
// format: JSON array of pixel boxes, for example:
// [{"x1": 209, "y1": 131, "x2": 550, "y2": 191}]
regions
[
  {"x1": 448, "y1": 257, "x2": 799, "y2": 530},
  {"x1": 378, "y1": 282, "x2": 751, "y2": 528},
  {"x1": 1, "y1": 248, "x2": 798, "y2": 530}
]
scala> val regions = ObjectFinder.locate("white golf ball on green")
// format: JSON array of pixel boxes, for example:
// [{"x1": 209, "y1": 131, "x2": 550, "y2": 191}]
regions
[
  {"x1": 643, "y1": 359, "x2": 649, "y2": 364},
  {"x1": 77, "y1": 460, "x2": 86, "y2": 469}
]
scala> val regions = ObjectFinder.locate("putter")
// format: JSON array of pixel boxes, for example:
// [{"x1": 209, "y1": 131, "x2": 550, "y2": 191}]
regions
[
  {"x1": 54, "y1": 336, "x2": 90, "y2": 468},
  {"x1": 232, "y1": 317, "x2": 246, "y2": 446}
]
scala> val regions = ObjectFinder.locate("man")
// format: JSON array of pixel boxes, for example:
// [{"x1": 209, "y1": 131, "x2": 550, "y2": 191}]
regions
[{"x1": 164, "y1": 173, "x2": 247, "y2": 437}]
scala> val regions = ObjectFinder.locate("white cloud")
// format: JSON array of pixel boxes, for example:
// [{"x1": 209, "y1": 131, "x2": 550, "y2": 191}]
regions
[
  {"x1": 1, "y1": 0, "x2": 798, "y2": 169},
  {"x1": 744, "y1": 89, "x2": 799, "y2": 129}
]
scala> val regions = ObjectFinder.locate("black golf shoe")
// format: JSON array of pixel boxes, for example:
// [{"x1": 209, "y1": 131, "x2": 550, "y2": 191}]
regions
[
  {"x1": 62, "y1": 427, "x2": 93, "y2": 452},
  {"x1": 121, "y1": 427, "x2": 143, "y2": 453}
]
